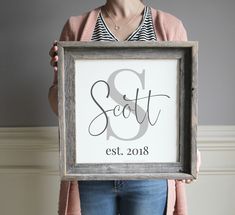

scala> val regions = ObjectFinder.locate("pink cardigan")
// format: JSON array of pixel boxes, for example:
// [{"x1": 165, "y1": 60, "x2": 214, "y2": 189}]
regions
[{"x1": 57, "y1": 5, "x2": 200, "y2": 215}]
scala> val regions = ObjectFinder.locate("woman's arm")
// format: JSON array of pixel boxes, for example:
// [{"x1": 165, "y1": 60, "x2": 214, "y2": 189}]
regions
[
  {"x1": 48, "y1": 84, "x2": 58, "y2": 115},
  {"x1": 48, "y1": 17, "x2": 77, "y2": 116}
]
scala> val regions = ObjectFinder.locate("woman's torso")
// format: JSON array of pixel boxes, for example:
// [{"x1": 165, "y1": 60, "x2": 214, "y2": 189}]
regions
[{"x1": 91, "y1": 5, "x2": 157, "y2": 42}]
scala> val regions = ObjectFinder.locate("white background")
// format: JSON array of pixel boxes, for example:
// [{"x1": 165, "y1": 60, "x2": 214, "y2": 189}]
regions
[{"x1": 75, "y1": 59, "x2": 179, "y2": 163}]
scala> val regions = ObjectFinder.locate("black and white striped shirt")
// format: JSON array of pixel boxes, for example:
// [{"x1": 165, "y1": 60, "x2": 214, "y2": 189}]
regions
[{"x1": 91, "y1": 6, "x2": 157, "y2": 41}]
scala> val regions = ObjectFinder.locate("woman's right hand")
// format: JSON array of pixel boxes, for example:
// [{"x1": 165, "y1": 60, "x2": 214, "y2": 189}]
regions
[
  {"x1": 49, "y1": 40, "x2": 59, "y2": 74},
  {"x1": 48, "y1": 40, "x2": 59, "y2": 115}
]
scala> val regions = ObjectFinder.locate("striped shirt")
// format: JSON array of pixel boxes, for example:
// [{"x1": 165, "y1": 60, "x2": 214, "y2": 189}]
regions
[{"x1": 91, "y1": 6, "x2": 157, "y2": 41}]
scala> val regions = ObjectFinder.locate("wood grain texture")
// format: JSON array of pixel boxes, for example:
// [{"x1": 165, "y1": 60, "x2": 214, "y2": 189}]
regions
[{"x1": 57, "y1": 41, "x2": 198, "y2": 180}]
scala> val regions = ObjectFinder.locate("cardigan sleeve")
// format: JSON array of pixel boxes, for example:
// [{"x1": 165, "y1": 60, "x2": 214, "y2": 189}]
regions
[
  {"x1": 174, "y1": 20, "x2": 188, "y2": 41},
  {"x1": 59, "y1": 12, "x2": 89, "y2": 41},
  {"x1": 173, "y1": 181, "x2": 188, "y2": 215},
  {"x1": 166, "y1": 17, "x2": 188, "y2": 41},
  {"x1": 156, "y1": 10, "x2": 188, "y2": 42},
  {"x1": 50, "y1": 16, "x2": 81, "y2": 85},
  {"x1": 59, "y1": 17, "x2": 77, "y2": 41}
]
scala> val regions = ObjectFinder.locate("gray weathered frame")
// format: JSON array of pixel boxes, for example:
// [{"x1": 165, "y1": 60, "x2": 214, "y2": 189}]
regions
[{"x1": 57, "y1": 41, "x2": 198, "y2": 180}]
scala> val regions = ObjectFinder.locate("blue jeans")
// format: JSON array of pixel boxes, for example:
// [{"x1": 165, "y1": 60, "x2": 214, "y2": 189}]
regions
[{"x1": 78, "y1": 179, "x2": 167, "y2": 215}]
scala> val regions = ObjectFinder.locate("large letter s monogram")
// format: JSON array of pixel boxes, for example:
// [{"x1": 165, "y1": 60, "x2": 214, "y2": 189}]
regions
[{"x1": 106, "y1": 69, "x2": 148, "y2": 141}]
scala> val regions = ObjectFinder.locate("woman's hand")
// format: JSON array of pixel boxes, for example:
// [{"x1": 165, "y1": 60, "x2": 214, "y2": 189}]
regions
[
  {"x1": 48, "y1": 40, "x2": 59, "y2": 115},
  {"x1": 179, "y1": 149, "x2": 201, "y2": 184},
  {"x1": 180, "y1": 178, "x2": 197, "y2": 184},
  {"x1": 49, "y1": 40, "x2": 59, "y2": 75}
]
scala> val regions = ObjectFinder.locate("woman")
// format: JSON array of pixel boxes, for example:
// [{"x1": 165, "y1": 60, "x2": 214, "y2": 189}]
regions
[{"x1": 49, "y1": 0, "x2": 201, "y2": 214}]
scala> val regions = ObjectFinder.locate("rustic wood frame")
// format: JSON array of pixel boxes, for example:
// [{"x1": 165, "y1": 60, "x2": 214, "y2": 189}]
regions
[{"x1": 57, "y1": 41, "x2": 198, "y2": 180}]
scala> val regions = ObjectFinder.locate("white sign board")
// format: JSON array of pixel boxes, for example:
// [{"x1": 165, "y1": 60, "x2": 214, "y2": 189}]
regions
[{"x1": 75, "y1": 59, "x2": 179, "y2": 163}]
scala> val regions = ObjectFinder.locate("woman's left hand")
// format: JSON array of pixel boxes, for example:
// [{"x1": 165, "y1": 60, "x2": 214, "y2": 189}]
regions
[{"x1": 179, "y1": 149, "x2": 201, "y2": 184}]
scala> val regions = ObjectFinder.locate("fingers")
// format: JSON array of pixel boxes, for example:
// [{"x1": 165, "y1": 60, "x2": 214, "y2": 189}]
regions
[
  {"x1": 184, "y1": 179, "x2": 194, "y2": 184},
  {"x1": 50, "y1": 55, "x2": 59, "y2": 67},
  {"x1": 49, "y1": 40, "x2": 59, "y2": 71},
  {"x1": 49, "y1": 43, "x2": 58, "y2": 57},
  {"x1": 178, "y1": 178, "x2": 197, "y2": 184}
]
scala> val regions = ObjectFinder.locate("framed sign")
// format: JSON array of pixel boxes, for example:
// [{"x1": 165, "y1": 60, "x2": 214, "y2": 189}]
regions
[{"x1": 57, "y1": 41, "x2": 198, "y2": 180}]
